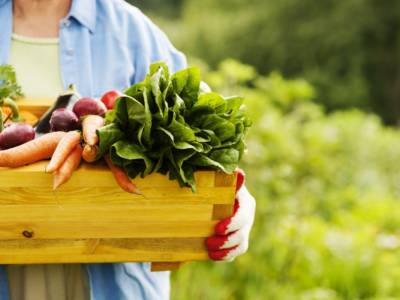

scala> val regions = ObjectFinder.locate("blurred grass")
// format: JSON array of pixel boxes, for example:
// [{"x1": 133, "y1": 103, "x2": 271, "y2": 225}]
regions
[
  {"x1": 131, "y1": 0, "x2": 400, "y2": 124},
  {"x1": 170, "y1": 60, "x2": 400, "y2": 300},
  {"x1": 128, "y1": 2, "x2": 400, "y2": 298}
]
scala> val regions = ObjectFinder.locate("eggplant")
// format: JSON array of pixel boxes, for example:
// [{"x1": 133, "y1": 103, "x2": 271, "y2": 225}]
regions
[{"x1": 35, "y1": 84, "x2": 81, "y2": 134}]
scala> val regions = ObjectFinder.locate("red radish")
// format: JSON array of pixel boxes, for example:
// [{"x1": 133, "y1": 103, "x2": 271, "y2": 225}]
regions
[
  {"x1": 0, "y1": 123, "x2": 35, "y2": 150},
  {"x1": 50, "y1": 109, "x2": 79, "y2": 132},
  {"x1": 73, "y1": 97, "x2": 107, "y2": 118},
  {"x1": 101, "y1": 90, "x2": 121, "y2": 110}
]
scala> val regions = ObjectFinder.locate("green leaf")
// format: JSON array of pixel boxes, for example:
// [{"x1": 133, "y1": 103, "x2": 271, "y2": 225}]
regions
[
  {"x1": 150, "y1": 68, "x2": 166, "y2": 117},
  {"x1": 138, "y1": 89, "x2": 152, "y2": 147},
  {"x1": 96, "y1": 62, "x2": 250, "y2": 190},
  {"x1": 190, "y1": 148, "x2": 239, "y2": 174},
  {"x1": 225, "y1": 96, "x2": 244, "y2": 114},
  {"x1": 0, "y1": 65, "x2": 23, "y2": 100},
  {"x1": 97, "y1": 124, "x2": 125, "y2": 158},
  {"x1": 166, "y1": 149, "x2": 196, "y2": 189},
  {"x1": 196, "y1": 114, "x2": 236, "y2": 142},
  {"x1": 150, "y1": 61, "x2": 170, "y2": 80},
  {"x1": 110, "y1": 140, "x2": 154, "y2": 176},
  {"x1": 194, "y1": 92, "x2": 227, "y2": 114},
  {"x1": 172, "y1": 67, "x2": 201, "y2": 108},
  {"x1": 124, "y1": 82, "x2": 148, "y2": 100},
  {"x1": 167, "y1": 113, "x2": 196, "y2": 142}
]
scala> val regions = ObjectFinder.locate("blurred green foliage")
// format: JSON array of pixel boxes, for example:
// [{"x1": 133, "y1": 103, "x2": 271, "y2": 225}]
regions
[
  {"x1": 169, "y1": 59, "x2": 400, "y2": 300},
  {"x1": 131, "y1": 0, "x2": 400, "y2": 124},
  {"x1": 126, "y1": 1, "x2": 400, "y2": 298}
]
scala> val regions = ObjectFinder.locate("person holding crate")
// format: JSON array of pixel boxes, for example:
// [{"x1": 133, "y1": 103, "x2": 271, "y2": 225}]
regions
[{"x1": 0, "y1": 0, "x2": 256, "y2": 299}]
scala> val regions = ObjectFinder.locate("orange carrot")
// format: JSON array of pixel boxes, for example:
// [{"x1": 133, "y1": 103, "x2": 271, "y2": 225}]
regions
[
  {"x1": 0, "y1": 131, "x2": 66, "y2": 168},
  {"x1": 82, "y1": 144, "x2": 98, "y2": 163},
  {"x1": 46, "y1": 130, "x2": 81, "y2": 173},
  {"x1": 104, "y1": 155, "x2": 141, "y2": 195},
  {"x1": 53, "y1": 144, "x2": 83, "y2": 190},
  {"x1": 82, "y1": 115, "x2": 104, "y2": 146}
]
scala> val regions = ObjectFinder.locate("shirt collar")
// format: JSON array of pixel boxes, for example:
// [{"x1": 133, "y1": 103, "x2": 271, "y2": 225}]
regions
[
  {"x1": 67, "y1": 0, "x2": 97, "y2": 33},
  {"x1": 0, "y1": 0, "x2": 8, "y2": 7},
  {"x1": 0, "y1": 0, "x2": 97, "y2": 33}
]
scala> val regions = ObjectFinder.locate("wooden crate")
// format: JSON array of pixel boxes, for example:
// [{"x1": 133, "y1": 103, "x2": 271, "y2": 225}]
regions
[{"x1": 0, "y1": 100, "x2": 236, "y2": 271}]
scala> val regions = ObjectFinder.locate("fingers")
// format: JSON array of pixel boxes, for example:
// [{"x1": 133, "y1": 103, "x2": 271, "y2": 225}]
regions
[
  {"x1": 208, "y1": 247, "x2": 237, "y2": 261},
  {"x1": 215, "y1": 186, "x2": 256, "y2": 235},
  {"x1": 213, "y1": 168, "x2": 245, "y2": 234},
  {"x1": 206, "y1": 226, "x2": 250, "y2": 251},
  {"x1": 214, "y1": 199, "x2": 239, "y2": 235},
  {"x1": 208, "y1": 170, "x2": 255, "y2": 262},
  {"x1": 208, "y1": 240, "x2": 249, "y2": 262}
]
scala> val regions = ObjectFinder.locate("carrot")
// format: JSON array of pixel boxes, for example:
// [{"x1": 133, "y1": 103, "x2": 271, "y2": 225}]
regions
[
  {"x1": 82, "y1": 144, "x2": 98, "y2": 163},
  {"x1": 46, "y1": 130, "x2": 81, "y2": 173},
  {"x1": 0, "y1": 131, "x2": 66, "y2": 168},
  {"x1": 82, "y1": 115, "x2": 104, "y2": 146},
  {"x1": 53, "y1": 144, "x2": 83, "y2": 190},
  {"x1": 104, "y1": 155, "x2": 141, "y2": 195}
]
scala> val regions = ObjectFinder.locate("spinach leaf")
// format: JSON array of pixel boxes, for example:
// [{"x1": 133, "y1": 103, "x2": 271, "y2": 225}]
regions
[{"x1": 98, "y1": 62, "x2": 251, "y2": 190}]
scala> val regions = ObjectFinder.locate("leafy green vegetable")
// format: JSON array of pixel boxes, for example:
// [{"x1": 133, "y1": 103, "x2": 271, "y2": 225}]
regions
[
  {"x1": 0, "y1": 65, "x2": 23, "y2": 101},
  {"x1": 0, "y1": 65, "x2": 23, "y2": 129},
  {"x1": 98, "y1": 62, "x2": 251, "y2": 190}
]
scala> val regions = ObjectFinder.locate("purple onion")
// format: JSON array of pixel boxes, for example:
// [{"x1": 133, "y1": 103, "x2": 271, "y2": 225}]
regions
[
  {"x1": 73, "y1": 97, "x2": 107, "y2": 119},
  {"x1": 0, "y1": 123, "x2": 35, "y2": 149},
  {"x1": 50, "y1": 108, "x2": 79, "y2": 132}
]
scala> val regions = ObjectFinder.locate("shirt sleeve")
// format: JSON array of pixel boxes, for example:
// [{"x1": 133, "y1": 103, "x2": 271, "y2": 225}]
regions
[{"x1": 129, "y1": 8, "x2": 188, "y2": 83}]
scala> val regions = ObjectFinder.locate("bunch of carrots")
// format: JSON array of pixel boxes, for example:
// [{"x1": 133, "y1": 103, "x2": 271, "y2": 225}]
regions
[{"x1": 0, "y1": 114, "x2": 141, "y2": 195}]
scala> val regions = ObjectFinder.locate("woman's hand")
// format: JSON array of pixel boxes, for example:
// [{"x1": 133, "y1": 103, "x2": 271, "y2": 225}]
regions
[{"x1": 206, "y1": 169, "x2": 256, "y2": 261}]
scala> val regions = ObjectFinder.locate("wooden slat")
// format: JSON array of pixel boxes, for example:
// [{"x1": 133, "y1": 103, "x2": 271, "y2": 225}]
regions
[
  {"x1": 151, "y1": 262, "x2": 184, "y2": 272},
  {"x1": 215, "y1": 171, "x2": 237, "y2": 187},
  {"x1": 212, "y1": 204, "x2": 234, "y2": 220},
  {"x1": 0, "y1": 221, "x2": 217, "y2": 239},
  {"x1": 0, "y1": 187, "x2": 235, "y2": 205},
  {"x1": 0, "y1": 204, "x2": 214, "y2": 222},
  {"x1": 0, "y1": 238, "x2": 208, "y2": 264},
  {"x1": 17, "y1": 99, "x2": 54, "y2": 118},
  {"x1": 0, "y1": 162, "x2": 220, "y2": 188}
]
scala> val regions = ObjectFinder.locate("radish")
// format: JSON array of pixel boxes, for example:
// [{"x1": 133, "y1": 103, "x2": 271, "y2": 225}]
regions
[
  {"x1": 0, "y1": 123, "x2": 35, "y2": 150},
  {"x1": 73, "y1": 97, "x2": 107, "y2": 118},
  {"x1": 101, "y1": 90, "x2": 121, "y2": 110},
  {"x1": 50, "y1": 109, "x2": 79, "y2": 132},
  {"x1": 35, "y1": 84, "x2": 80, "y2": 134}
]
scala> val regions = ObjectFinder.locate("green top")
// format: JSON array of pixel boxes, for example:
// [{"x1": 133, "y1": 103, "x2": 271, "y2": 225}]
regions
[{"x1": 8, "y1": 33, "x2": 64, "y2": 100}]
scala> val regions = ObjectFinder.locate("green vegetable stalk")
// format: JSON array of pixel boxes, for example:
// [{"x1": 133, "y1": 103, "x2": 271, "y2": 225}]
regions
[
  {"x1": 98, "y1": 62, "x2": 251, "y2": 191},
  {"x1": 0, "y1": 109, "x2": 3, "y2": 132},
  {"x1": 0, "y1": 65, "x2": 23, "y2": 131},
  {"x1": 1, "y1": 98, "x2": 20, "y2": 122}
]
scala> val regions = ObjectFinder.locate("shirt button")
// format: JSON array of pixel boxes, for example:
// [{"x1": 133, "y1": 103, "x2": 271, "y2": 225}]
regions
[{"x1": 66, "y1": 49, "x2": 74, "y2": 56}]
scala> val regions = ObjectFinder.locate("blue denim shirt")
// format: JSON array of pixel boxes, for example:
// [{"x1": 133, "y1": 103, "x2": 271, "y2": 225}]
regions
[{"x1": 0, "y1": 0, "x2": 187, "y2": 299}]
